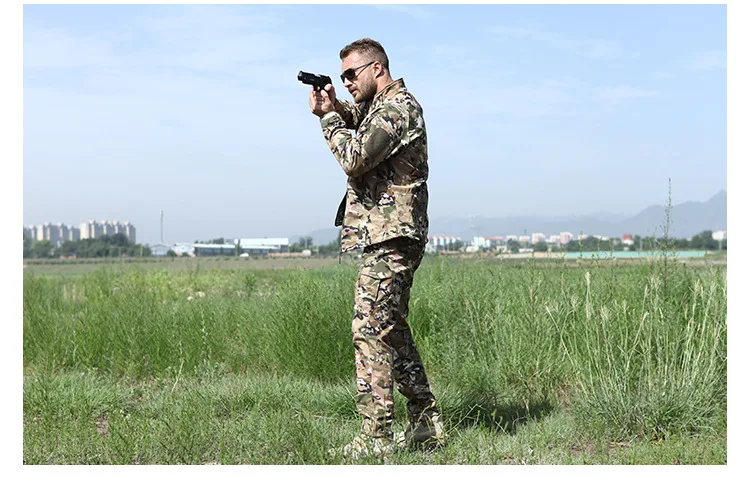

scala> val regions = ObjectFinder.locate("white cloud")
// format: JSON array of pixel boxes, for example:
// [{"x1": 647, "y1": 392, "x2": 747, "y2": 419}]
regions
[
  {"x1": 686, "y1": 50, "x2": 726, "y2": 71},
  {"x1": 489, "y1": 25, "x2": 624, "y2": 60},
  {"x1": 370, "y1": 5, "x2": 433, "y2": 22},
  {"x1": 420, "y1": 82, "x2": 578, "y2": 121},
  {"x1": 24, "y1": 29, "x2": 117, "y2": 68},
  {"x1": 24, "y1": 5, "x2": 293, "y2": 75},
  {"x1": 652, "y1": 71, "x2": 676, "y2": 80},
  {"x1": 593, "y1": 85, "x2": 659, "y2": 101},
  {"x1": 430, "y1": 44, "x2": 470, "y2": 60}
]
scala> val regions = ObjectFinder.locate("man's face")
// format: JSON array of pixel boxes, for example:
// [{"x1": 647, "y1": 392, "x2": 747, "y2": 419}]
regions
[{"x1": 341, "y1": 52, "x2": 377, "y2": 103}]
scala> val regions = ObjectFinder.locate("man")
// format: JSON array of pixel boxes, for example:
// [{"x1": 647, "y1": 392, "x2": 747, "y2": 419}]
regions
[{"x1": 308, "y1": 38, "x2": 446, "y2": 459}]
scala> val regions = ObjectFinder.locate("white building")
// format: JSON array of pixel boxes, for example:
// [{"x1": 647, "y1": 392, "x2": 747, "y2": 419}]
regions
[
  {"x1": 102, "y1": 221, "x2": 115, "y2": 237},
  {"x1": 48, "y1": 223, "x2": 61, "y2": 244},
  {"x1": 37, "y1": 223, "x2": 50, "y2": 242},
  {"x1": 560, "y1": 232, "x2": 574, "y2": 245},
  {"x1": 486, "y1": 236, "x2": 504, "y2": 248},
  {"x1": 122, "y1": 221, "x2": 136, "y2": 243},
  {"x1": 472, "y1": 236, "x2": 489, "y2": 249},
  {"x1": 531, "y1": 233, "x2": 546, "y2": 244},
  {"x1": 151, "y1": 244, "x2": 172, "y2": 256},
  {"x1": 427, "y1": 235, "x2": 461, "y2": 252},
  {"x1": 56, "y1": 223, "x2": 68, "y2": 246},
  {"x1": 79, "y1": 222, "x2": 90, "y2": 239},
  {"x1": 172, "y1": 243, "x2": 196, "y2": 256},
  {"x1": 471, "y1": 236, "x2": 504, "y2": 249},
  {"x1": 238, "y1": 237, "x2": 289, "y2": 253},
  {"x1": 712, "y1": 230, "x2": 727, "y2": 241},
  {"x1": 25, "y1": 219, "x2": 136, "y2": 248},
  {"x1": 193, "y1": 243, "x2": 237, "y2": 256},
  {"x1": 80, "y1": 220, "x2": 104, "y2": 240}
]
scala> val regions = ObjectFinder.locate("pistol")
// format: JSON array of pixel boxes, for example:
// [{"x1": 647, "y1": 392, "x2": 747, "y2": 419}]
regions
[{"x1": 297, "y1": 71, "x2": 332, "y2": 91}]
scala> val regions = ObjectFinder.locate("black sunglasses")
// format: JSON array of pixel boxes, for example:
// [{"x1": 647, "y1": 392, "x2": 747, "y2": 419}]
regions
[{"x1": 340, "y1": 61, "x2": 376, "y2": 83}]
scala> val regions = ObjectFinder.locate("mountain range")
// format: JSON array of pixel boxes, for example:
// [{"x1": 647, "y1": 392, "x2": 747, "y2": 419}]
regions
[{"x1": 295, "y1": 190, "x2": 727, "y2": 245}]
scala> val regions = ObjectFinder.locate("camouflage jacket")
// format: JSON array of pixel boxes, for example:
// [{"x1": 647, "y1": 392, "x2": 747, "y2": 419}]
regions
[{"x1": 320, "y1": 78, "x2": 429, "y2": 253}]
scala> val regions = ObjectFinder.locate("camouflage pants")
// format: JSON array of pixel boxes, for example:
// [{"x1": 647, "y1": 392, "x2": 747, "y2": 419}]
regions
[{"x1": 353, "y1": 237, "x2": 438, "y2": 439}]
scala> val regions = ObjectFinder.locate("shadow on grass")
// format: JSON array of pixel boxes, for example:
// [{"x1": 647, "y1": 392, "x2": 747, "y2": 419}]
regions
[{"x1": 441, "y1": 393, "x2": 554, "y2": 434}]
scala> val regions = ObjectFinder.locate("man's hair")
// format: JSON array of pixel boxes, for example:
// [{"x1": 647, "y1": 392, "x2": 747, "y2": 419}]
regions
[{"x1": 339, "y1": 38, "x2": 390, "y2": 71}]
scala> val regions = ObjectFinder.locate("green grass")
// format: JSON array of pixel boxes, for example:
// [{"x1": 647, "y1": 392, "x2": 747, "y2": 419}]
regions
[
  {"x1": 23, "y1": 256, "x2": 727, "y2": 464},
  {"x1": 23, "y1": 371, "x2": 725, "y2": 465}
]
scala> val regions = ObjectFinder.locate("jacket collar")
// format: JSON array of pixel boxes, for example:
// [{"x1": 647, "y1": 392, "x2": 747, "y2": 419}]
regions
[{"x1": 371, "y1": 78, "x2": 405, "y2": 107}]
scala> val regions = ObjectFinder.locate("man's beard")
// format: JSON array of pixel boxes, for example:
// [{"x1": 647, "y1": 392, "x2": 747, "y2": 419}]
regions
[{"x1": 353, "y1": 78, "x2": 377, "y2": 103}]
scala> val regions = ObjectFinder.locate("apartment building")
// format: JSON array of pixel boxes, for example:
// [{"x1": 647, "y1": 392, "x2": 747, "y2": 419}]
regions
[{"x1": 24, "y1": 220, "x2": 136, "y2": 247}]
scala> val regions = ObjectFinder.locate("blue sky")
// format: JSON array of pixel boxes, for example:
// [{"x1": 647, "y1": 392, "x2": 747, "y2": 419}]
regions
[{"x1": 22, "y1": 4, "x2": 727, "y2": 245}]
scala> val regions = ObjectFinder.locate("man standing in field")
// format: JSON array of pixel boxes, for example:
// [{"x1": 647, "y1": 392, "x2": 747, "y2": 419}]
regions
[{"x1": 308, "y1": 38, "x2": 446, "y2": 459}]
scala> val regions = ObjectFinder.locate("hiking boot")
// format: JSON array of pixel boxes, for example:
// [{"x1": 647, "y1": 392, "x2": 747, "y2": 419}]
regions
[
  {"x1": 328, "y1": 433, "x2": 395, "y2": 461},
  {"x1": 395, "y1": 411, "x2": 447, "y2": 449}
]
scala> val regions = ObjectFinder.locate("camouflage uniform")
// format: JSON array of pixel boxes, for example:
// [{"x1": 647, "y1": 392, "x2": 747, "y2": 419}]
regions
[{"x1": 320, "y1": 79, "x2": 440, "y2": 441}]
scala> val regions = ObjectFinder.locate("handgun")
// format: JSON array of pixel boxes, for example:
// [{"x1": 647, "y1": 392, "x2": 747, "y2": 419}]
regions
[{"x1": 297, "y1": 71, "x2": 332, "y2": 91}]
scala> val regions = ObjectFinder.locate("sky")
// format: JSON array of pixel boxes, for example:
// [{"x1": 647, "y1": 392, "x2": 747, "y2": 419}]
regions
[{"x1": 22, "y1": 3, "x2": 727, "y2": 245}]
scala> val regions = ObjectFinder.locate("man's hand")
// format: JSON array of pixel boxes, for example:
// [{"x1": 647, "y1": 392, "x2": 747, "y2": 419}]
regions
[{"x1": 309, "y1": 83, "x2": 337, "y2": 117}]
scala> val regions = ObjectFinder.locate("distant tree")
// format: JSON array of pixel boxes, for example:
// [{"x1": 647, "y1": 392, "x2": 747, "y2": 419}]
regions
[
  {"x1": 444, "y1": 240, "x2": 463, "y2": 252},
  {"x1": 507, "y1": 239, "x2": 520, "y2": 254},
  {"x1": 297, "y1": 236, "x2": 313, "y2": 249},
  {"x1": 23, "y1": 233, "x2": 32, "y2": 258},
  {"x1": 167, "y1": 249, "x2": 178, "y2": 258},
  {"x1": 317, "y1": 235, "x2": 341, "y2": 256},
  {"x1": 632, "y1": 235, "x2": 642, "y2": 251},
  {"x1": 533, "y1": 242, "x2": 548, "y2": 252},
  {"x1": 111, "y1": 233, "x2": 130, "y2": 247},
  {"x1": 30, "y1": 240, "x2": 53, "y2": 258},
  {"x1": 673, "y1": 238, "x2": 690, "y2": 250},
  {"x1": 690, "y1": 230, "x2": 717, "y2": 250},
  {"x1": 57, "y1": 240, "x2": 79, "y2": 257},
  {"x1": 210, "y1": 237, "x2": 225, "y2": 244}
]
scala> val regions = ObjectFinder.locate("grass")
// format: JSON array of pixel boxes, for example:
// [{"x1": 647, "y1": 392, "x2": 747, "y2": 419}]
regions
[{"x1": 23, "y1": 255, "x2": 727, "y2": 464}]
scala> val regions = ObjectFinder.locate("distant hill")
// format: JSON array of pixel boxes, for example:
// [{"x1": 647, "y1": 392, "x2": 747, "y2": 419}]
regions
[
  {"x1": 617, "y1": 190, "x2": 726, "y2": 238},
  {"x1": 428, "y1": 190, "x2": 727, "y2": 240},
  {"x1": 295, "y1": 190, "x2": 727, "y2": 244}
]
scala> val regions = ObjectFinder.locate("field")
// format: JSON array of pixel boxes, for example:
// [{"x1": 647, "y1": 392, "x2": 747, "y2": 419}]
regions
[{"x1": 23, "y1": 255, "x2": 727, "y2": 464}]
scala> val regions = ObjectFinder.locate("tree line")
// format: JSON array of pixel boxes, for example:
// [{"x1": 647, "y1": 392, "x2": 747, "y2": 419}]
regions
[
  {"x1": 23, "y1": 233, "x2": 152, "y2": 259},
  {"x1": 561, "y1": 230, "x2": 726, "y2": 253},
  {"x1": 440, "y1": 229, "x2": 727, "y2": 254}
]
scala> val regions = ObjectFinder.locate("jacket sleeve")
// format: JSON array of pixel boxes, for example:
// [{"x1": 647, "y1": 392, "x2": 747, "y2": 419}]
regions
[
  {"x1": 320, "y1": 104, "x2": 405, "y2": 178},
  {"x1": 334, "y1": 99, "x2": 367, "y2": 130}
]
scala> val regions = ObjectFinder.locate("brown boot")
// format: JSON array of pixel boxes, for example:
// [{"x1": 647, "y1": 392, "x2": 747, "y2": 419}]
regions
[{"x1": 395, "y1": 411, "x2": 447, "y2": 449}]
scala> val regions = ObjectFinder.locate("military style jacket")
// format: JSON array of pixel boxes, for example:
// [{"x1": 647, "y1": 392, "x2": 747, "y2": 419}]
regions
[{"x1": 320, "y1": 78, "x2": 429, "y2": 253}]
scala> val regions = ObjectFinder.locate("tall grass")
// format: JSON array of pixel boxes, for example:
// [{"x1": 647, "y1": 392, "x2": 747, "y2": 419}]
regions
[
  {"x1": 548, "y1": 266, "x2": 726, "y2": 440},
  {"x1": 24, "y1": 257, "x2": 726, "y2": 440}
]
